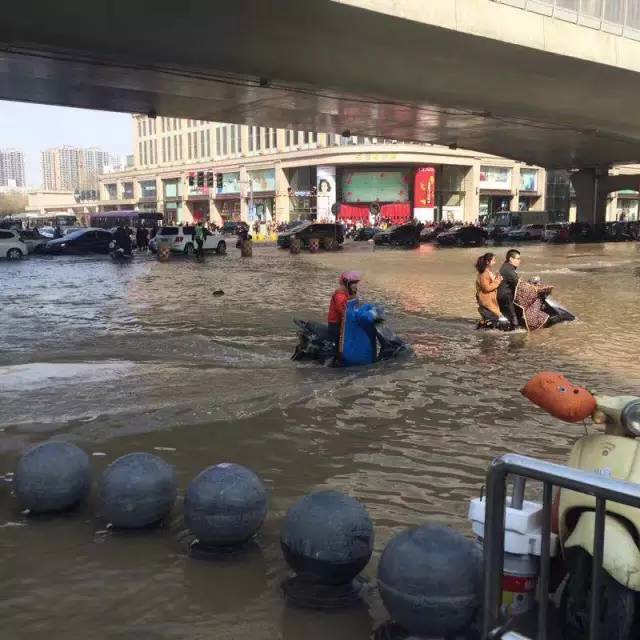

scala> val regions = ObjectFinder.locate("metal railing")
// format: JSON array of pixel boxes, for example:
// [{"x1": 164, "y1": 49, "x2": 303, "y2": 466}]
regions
[
  {"x1": 491, "y1": 0, "x2": 640, "y2": 41},
  {"x1": 483, "y1": 453, "x2": 640, "y2": 640}
]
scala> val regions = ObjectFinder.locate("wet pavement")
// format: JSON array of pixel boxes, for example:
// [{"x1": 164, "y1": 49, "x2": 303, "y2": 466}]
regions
[{"x1": 1, "y1": 241, "x2": 640, "y2": 639}]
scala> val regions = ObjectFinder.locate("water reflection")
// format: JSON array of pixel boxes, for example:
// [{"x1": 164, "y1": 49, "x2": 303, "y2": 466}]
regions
[{"x1": 0, "y1": 243, "x2": 639, "y2": 638}]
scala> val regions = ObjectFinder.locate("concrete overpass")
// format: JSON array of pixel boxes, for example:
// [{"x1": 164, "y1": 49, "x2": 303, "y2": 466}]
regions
[{"x1": 2, "y1": 0, "x2": 640, "y2": 221}]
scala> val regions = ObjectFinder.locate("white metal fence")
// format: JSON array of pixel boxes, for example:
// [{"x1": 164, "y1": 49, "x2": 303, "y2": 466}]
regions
[{"x1": 491, "y1": 0, "x2": 640, "y2": 40}]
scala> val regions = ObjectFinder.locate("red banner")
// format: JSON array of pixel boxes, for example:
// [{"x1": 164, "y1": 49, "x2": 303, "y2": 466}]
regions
[{"x1": 414, "y1": 166, "x2": 436, "y2": 209}]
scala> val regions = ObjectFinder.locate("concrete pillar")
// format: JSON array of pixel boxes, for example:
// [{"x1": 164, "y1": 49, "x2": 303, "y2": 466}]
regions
[
  {"x1": 240, "y1": 126, "x2": 250, "y2": 156},
  {"x1": 317, "y1": 133, "x2": 329, "y2": 148},
  {"x1": 571, "y1": 168, "x2": 608, "y2": 225},
  {"x1": 464, "y1": 163, "x2": 480, "y2": 223},
  {"x1": 276, "y1": 128, "x2": 286, "y2": 153},
  {"x1": 511, "y1": 165, "x2": 521, "y2": 212},
  {"x1": 210, "y1": 199, "x2": 223, "y2": 226},
  {"x1": 240, "y1": 165, "x2": 249, "y2": 222},
  {"x1": 275, "y1": 163, "x2": 290, "y2": 222},
  {"x1": 534, "y1": 169, "x2": 546, "y2": 211}
]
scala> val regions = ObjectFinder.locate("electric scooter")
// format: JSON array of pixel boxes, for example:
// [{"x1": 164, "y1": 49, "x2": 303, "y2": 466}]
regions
[{"x1": 528, "y1": 383, "x2": 640, "y2": 639}]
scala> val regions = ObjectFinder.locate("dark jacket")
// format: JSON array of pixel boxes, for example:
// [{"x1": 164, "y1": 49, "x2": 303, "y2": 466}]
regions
[
  {"x1": 498, "y1": 262, "x2": 519, "y2": 298},
  {"x1": 498, "y1": 261, "x2": 519, "y2": 323}
]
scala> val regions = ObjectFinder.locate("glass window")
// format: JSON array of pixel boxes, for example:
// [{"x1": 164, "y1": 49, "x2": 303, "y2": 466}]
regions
[
  {"x1": 581, "y1": 0, "x2": 602, "y2": 18},
  {"x1": 304, "y1": 131, "x2": 310, "y2": 144},
  {"x1": 167, "y1": 137, "x2": 172, "y2": 162},
  {"x1": 256, "y1": 128, "x2": 262, "y2": 151},
  {"x1": 138, "y1": 120, "x2": 142, "y2": 137},
  {"x1": 222, "y1": 127, "x2": 228, "y2": 155},
  {"x1": 123, "y1": 182, "x2": 134, "y2": 198},
  {"x1": 162, "y1": 138, "x2": 166, "y2": 163},
  {"x1": 230, "y1": 125, "x2": 237, "y2": 154},
  {"x1": 248, "y1": 126, "x2": 254, "y2": 152},
  {"x1": 138, "y1": 141, "x2": 143, "y2": 165},
  {"x1": 441, "y1": 166, "x2": 466, "y2": 192},
  {"x1": 605, "y1": 0, "x2": 624, "y2": 23},
  {"x1": 310, "y1": 132, "x2": 317, "y2": 144},
  {"x1": 286, "y1": 130, "x2": 293, "y2": 147},
  {"x1": 142, "y1": 120, "x2": 147, "y2": 137},
  {"x1": 270, "y1": 128, "x2": 277, "y2": 149},
  {"x1": 161, "y1": 117, "x2": 165, "y2": 133},
  {"x1": 140, "y1": 180, "x2": 156, "y2": 198},
  {"x1": 236, "y1": 125, "x2": 240, "y2": 153},
  {"x1": 520, "y1": 168, "x2": 538, "y2": 191},
  {"x1": 201, "y1": 130, "x2": 205, "y2": 157},
  {"x1": 174, "y1": 136, "x2": 178, "y2": 161},
  {"x1": 106, "y1": 183, "x2": 117, "y2": 199},
  {"x1": 206, "y1": 130, "x2": 211, "y2": 157},
  {"x1": 193, "y1": 131, "x2": 198, "y2": 158},
  {"x1": 153, "y1": 140, "x2": 158, "y2": 164},
  {"x1": 556, "y1": 0, "x2": 578, "y2": 11},
  {"x1": 216, "y1": 128, "x2": 221, "y2": 156},
  {"x1": 164, "y1": 181, "x2": 178, "y2": 198}
]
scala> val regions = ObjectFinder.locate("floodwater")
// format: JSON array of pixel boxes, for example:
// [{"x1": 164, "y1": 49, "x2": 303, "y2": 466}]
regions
[{"x1": 1, "y1": 241, "x2": 640, "y2": 639}]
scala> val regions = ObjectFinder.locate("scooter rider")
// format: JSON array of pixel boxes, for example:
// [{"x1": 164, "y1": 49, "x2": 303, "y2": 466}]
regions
[
  {"x1": 328, "y1": 271, "x2": 361, "y2": 347},
  {"x1": 113, "y1": 224, "x2": 132, "y2": 255},
  {"x1": 498, "y1": 249, "x2": 521, "y2": 329}
]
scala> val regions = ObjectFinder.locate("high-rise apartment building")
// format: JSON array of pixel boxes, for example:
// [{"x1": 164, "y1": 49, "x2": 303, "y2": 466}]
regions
[
  {"x1": 41, "y1": 146, "x2": 118, "y2": 196},
  {"x1": 0, "y1": 148, "x2": 26, "y2": 187}
]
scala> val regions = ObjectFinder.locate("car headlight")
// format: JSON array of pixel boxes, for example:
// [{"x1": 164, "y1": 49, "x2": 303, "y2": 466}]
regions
[{"x1": 621, "y1": 399, "x2": 640, "y2": 436}]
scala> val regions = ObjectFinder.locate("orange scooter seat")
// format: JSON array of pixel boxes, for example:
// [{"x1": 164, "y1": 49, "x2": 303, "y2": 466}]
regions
[{"x1": 522, "y1": 371, "x2": 596, "y2": 423}]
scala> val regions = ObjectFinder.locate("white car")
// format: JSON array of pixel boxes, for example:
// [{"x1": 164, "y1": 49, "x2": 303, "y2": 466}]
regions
[
  {"x1": 0, "y1": 229, "x2": 28, "y2": 259},
  {"x1": 506, "y1": 223, "x2": 545, "y2": 241},
  {"x1": 153, "y1": 225, "x2": 227, "y2": 255},
  {"x1": 543, "y1": 222, "x2": 569, "y2": 242}
]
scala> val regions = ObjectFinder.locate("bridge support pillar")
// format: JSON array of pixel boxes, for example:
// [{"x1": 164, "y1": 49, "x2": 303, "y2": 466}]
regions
[{"x1": 571, "y1": 168, "x2": 608, "y2": 225}]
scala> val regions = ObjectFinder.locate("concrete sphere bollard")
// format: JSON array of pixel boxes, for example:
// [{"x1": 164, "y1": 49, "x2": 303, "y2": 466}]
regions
[
  {"x1": 281, "y1": 490, "x2": 374, "y2": 585},
  {"x1": 377, "y1": 523, "x2": 482, "y2": 638},
  {"x1": 15, "y1": 442, "x2": 90, "y2": 513},
  {"x1": 98, "y1": 452, "x2": 177, "y2": 528},
  {"x1": 184, "y1": 463, "x2": 267, "y2": 546}
]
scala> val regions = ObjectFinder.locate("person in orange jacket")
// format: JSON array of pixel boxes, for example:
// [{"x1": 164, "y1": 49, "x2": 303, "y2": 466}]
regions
[{"x1": 327, "y1": 271, "x2": 361, "y2": 347}]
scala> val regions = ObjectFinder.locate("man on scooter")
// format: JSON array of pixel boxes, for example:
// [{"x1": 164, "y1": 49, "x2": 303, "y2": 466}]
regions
[{"x1": 498, "y1": 249, "x2": 521, "y2": 329}]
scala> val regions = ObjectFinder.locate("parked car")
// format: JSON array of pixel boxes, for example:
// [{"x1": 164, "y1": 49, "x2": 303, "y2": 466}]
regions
[
  {"x1": 221, "y1": 221, "x2": 239, "y2": 235},
  {"x1": 543, "y1": 222, "x2": 569, "y2": 242},
  {"x1": 0, "y1": 229, "x2": 28, "y2": 259},
  {"x1": 436, "y1": 225, "x2": 488, "y2": 247},
  {"x1": 151, "y1": 225, "x2": 227, "y2": 255},
  {"x1": 43, "y1": 228, "x2": 113, "y2": 254},
  {"x1": 506, "y1": 224, "x2": 545, "y2": 241},
  {"x1": 420, "y1": 223, "x2": 449, "y2": 243},
  {"x1": 373, "y1": 223, "x2": 421, "y2": 248},
  {"x1": 352, "y1": 227, "x2": 380, "y2": 241},
  {"x1": 19, "y1": 228, "x2": 48, "y2": 254},
  {"x1": 277, "y1": 222, "x2": 344, "y2": 249}
]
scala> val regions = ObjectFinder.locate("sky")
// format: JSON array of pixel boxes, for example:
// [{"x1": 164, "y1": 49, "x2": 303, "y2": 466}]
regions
[{"x1": 0, "y1": 100, "x2": 133, "y2": 188}]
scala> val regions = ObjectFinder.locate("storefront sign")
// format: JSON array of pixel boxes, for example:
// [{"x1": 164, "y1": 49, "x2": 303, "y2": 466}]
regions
[
  {"x1": 317, "y1": 165, "x2": 336, "y2": 221},
  {"x1": 480, "y1": 166, "x2": 511, "y2": 191},
  {"x1": 217, "y1": 172, "x2": 241, "y2": 195},
  {"x1": 413, "y1": 166, "x2": 436, "y2": 223},
  {"x1": 249, "y1": 168, "x2": 275, "y2": 192}
]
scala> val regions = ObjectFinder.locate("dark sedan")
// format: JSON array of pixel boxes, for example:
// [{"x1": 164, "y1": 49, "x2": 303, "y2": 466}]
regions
[
  {"x1": 43, "y1": 228, "x2": 113, "y2": 254},
  {"x1": 373, "y1": 223, "x2": 420, "y2": 248},
  {"x1": 436, "y1": 225, "x2": 488, "y2": 247},
  {"x1": 352, "y1": 227, "x2": 380, "y2": 241},
  {"x1": 277, "y1": 222, "x2": 344, "y2": 249}
]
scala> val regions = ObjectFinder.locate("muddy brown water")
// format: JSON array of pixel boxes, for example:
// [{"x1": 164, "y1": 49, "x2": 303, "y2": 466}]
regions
[{"x1": 1, "y1": 241, "x2": 639, "y2": 639}]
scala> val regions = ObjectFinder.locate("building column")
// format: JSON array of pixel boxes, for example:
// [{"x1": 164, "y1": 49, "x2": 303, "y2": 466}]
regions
[
  {"x1": 510, "y1": 165, "x2": 521, "y2": 212},
  {"x1": 571, "y1": 168, "x2": 608, "y2": 225},
  {"x1": 210, "y1": 199, "x2": 223, "y2": 226},
  {"x1": 276, "y1": 129, "x2": 286, "y2": 153},
  {"x1": 274, "y1": 163, "x2": 290, "y2": 222},
  {"x1": 240, "y1": 166, "x2": 249, "y2": 222},
  {"x1": 156, "y1": 176, "x2": 164, "y2": 217},
  {"x1": 464, "y1": 163, "x2": 481, "y2": 223}
]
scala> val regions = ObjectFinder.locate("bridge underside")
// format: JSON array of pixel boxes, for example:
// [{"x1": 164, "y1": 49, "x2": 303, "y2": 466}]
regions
[{"x1": 1, "y1": 0, "x2": 640, "y2": 169}]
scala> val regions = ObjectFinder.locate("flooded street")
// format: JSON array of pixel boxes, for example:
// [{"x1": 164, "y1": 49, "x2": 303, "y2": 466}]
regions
[{"x1": 2, "y1": 241, "x2": 640, "y2": 639}]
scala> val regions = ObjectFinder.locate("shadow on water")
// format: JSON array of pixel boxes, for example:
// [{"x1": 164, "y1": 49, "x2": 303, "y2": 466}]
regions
[{"x1": 1, "y1": 243, "x2": 639, "y2": 638}]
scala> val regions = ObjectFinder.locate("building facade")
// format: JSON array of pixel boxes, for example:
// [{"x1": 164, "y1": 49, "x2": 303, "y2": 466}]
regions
[
  {"x1": 98, "y1": 115, "x2": 547, "y2": 225},
  {"x1": 41, "y1": 146, "x2": 120, "y2": 198},
  {"x1": 0, "y1": 148, "x2": 26, "y2": 188}
]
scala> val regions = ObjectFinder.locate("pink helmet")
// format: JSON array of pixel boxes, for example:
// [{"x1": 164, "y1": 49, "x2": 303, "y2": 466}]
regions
[{"x1": 340, "y1": 271, "x2": 362, "y2": 285}]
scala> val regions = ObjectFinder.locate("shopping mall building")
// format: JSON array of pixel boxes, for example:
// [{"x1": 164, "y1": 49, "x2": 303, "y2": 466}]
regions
[{"x1": 97, "y1": 115, "x2": 552, "y2": 225}]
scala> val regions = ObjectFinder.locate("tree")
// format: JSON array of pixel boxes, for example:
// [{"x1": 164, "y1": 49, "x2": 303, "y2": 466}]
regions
[{"x1": 0, "y1": 192, "x2": 27, "y2": 216}]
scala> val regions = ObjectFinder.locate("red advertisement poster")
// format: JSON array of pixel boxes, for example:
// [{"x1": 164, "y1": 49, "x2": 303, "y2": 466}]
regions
[{"x1": 414, "y1": 166, "x2": 436, "y2": 208}]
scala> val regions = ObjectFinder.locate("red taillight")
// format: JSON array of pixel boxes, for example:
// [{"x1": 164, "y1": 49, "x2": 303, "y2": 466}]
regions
[{"x1": 175, "y1": 236, "x2": 183, "y2": 243}]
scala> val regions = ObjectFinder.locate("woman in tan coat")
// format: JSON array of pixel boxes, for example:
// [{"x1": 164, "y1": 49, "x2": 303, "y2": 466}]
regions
[{"x1": 475, "y1": 253, "x2": 509, "y2": 329}]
